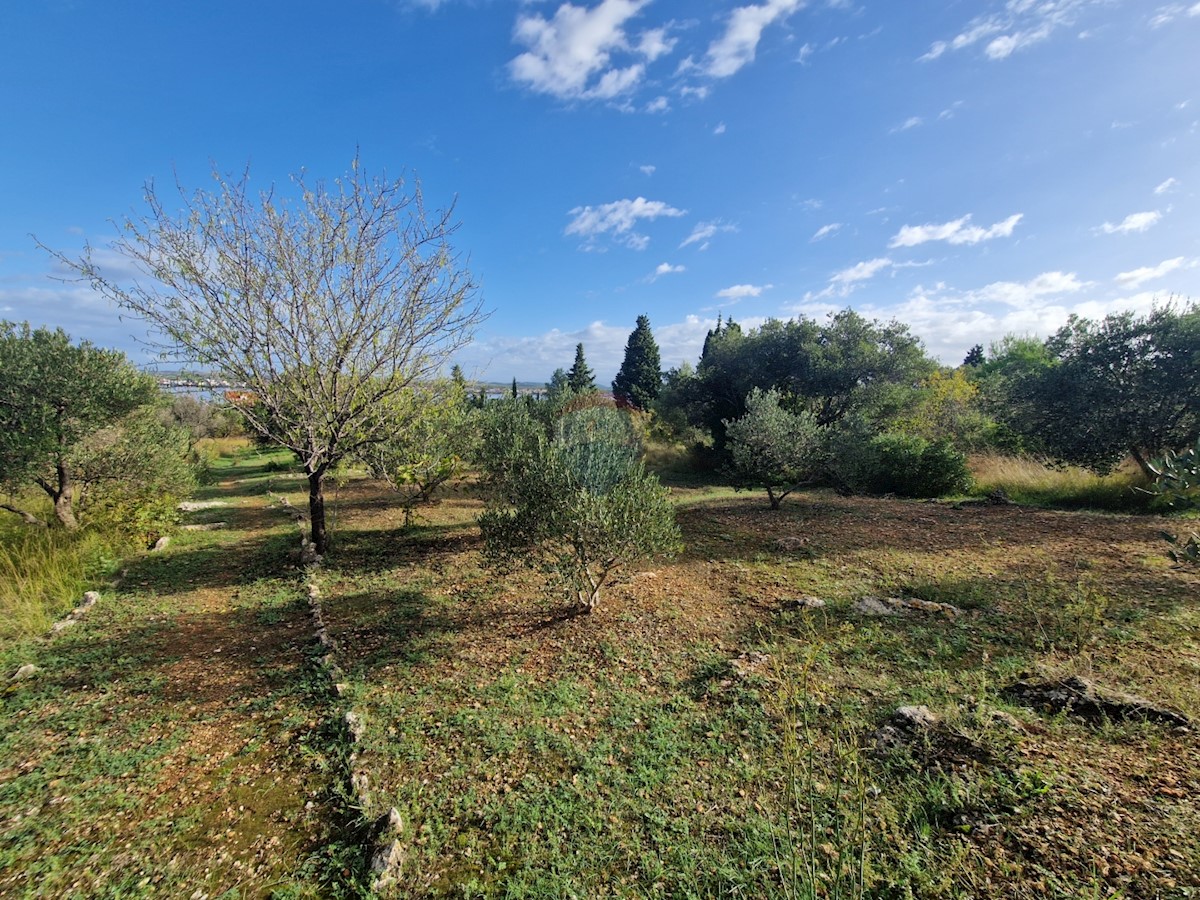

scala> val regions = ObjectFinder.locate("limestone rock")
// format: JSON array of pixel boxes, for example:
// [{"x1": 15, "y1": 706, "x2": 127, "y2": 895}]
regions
[
  {"x1": 178, "y1": 500, "x2": 228, "y2": 511},
  {"x1": 782, "y1": 597, "x2": 826, "y2": 612},
  {"x1": 1001, "y1": 676, "x2": 1191, "y2": 728},
  {"x1": 370, "y1": 808, "x2": 407, "y2": 891},
  {"x1": 729, "y1": 651, "x2": 771, "y2": 679},
  {"x1": 11, "y1": 664, "x2": 40, "y2": 681},
  {"x1": 151, "y1": 536, "x2": 171, "y2": 552},
  {"x1": 854, "y1": 596, "x2": 961, "y2": 618},
  {"x1": 894, "y1": 705, "x2": 939, "y2": 729},
  {"x1": 874, "y1": 705, "x2": 939, "y2": 752}
]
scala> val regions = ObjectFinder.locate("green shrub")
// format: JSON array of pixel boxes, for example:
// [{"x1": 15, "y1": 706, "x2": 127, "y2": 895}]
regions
[
  {"x1": 840, "y1": 432, "x2": 972, "y2": 498},
  {"x1": 554, "y1": 405, "x2": 641, "y2": 494},
  {"x1": 72, "y1": 406, "x2": 198, "y2": 546},
  {"x1": 479, "y1": 405, "x2": 681, "y2": 614}
]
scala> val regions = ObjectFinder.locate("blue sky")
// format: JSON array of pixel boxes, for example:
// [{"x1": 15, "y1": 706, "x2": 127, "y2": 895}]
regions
[{"x1": 2, "y1": 0, "x2": 1198, "y2": 383}]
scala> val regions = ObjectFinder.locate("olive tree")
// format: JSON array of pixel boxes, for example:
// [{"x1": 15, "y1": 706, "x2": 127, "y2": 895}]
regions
[
  {"x1": 479, "y1": 404, "x2": 681, "y2": 614},
  {"x1": 0, "y1": 323, "x2": 158, "y2": 529},
  {"x1": 47, "y1": 158, "x2": 484, "y2": 555},
  {"x1": 356, "y1": 376, "x2": 477, "y2": 526},
  {"x1": 991, "y1": 306, "x2": 1200, "y2": 476},
  {"x1": 724, "y1": 387, "x2": 824, "y2": 509}
]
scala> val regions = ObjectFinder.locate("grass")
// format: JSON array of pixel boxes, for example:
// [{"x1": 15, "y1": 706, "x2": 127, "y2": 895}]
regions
[
  {"x1": 0, "y1": 520, "x2": 125, "y2": 641},
  {"x1": 0, "y1": 450, "x2": 363, "y2": 898},
  {"x1": 5, "y1": 449, "x2": 1198, "y2": 896},
  {"x1": 194, "y1": 434, "x2": 256, "y2": 460},
  {"x1": 970, "y1": 453, "x2": 1152, "y2": 511},
  {"x1": 312, "y1": 477, "x2": 1199, "y2": 898}
]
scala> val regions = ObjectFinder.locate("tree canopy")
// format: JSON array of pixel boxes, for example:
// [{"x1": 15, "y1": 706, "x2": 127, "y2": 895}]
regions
[
  {"x1": 612, "y1": 314, "x2": 662, "y2": 409},
  {"x1": 984, "y1": 305, "x2": 1200, "y2": 475},
  {"x1": 0, "y1": 323, "x2": 158, "y2": 529},
  {"x1": 670, "y1": 310, "x2": 934, "y2": 454},
  {"x1": 49, "y1": 158, "x2": 485, "y2": 554}
]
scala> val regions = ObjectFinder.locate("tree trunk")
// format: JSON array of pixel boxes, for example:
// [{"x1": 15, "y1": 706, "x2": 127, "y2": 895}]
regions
[
  {"x1": 53, "y1": 492, "x2": 78, "y2": 530},
  {"x1": 1129, "y1": 447, "x2": 1157, "y2": 481},
  {"x1": 308, "y1": 469, "x2": 328, "y2": 555},
  {"x1": 38, "y1": 462, "x2": 78, "y2": 530}
]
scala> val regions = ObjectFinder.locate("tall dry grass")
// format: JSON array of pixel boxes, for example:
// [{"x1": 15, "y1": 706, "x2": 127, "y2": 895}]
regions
[
  {"x1": 193, "y1": 435, "x2": 253, "y2": 460},
  {"x1": 0, "y1": 526, "x2": 121, "y2": 641},
  {"x1": 970, "y1": 453, "x2": 1152, "y2": 511}
]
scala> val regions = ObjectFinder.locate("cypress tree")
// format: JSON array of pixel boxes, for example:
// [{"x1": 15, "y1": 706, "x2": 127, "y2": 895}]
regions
[
  {"x1": 567, "y1": 343, "x2": 596, "y2": 393},
  {"x1": 612, "y1": 314, "x2": 663, "y2": 409}
]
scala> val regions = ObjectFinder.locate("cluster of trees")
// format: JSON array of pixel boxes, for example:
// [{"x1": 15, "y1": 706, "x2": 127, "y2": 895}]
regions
[
  {"x1": 542, "y1": 315, "x2": 664, "y2": 413},
  {"x1": 614, "y1": 303, "x2": 1199, "y2": 510},
  {"x1": 968, "y1": 306, "x2": 1200, "y2": 477}
]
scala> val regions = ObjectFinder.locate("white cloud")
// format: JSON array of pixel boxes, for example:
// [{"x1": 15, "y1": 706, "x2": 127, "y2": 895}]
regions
[
  {"x1": 637, "y1": 27, "x2": 676, "y2": 61},
  {"x1": 892, "y1": 116, "x2": 923, "y2": 133},
  {"x1": 715, "y1": 283, "x2": 772, "y2": 301},
  {"x1": 645, "y1": 96, "x2": 670, "y2": 113},
  {"x1": 680, "y1": 219, "x2": 737, "y2": 250},
  {"x1": 1114, "y1": 256, "x2": 1192, "y2": 288},
  {"x1": 509, "y1": 0, "x2": 659, "y2": 101},
  {"x1": 702, "y1": 0, "x2": 805, "y2": 78},
  {"x1": 639, "y1": 164, "x2": 657, "y2": 175},
  {"x1": 938, "y1": 101, "x2": 964, "y2": 120},
  {"x1": 713, "y1": 122, "x2": 727, "y2": 135},
  {"x1": 1096, "y1": 210, "x2": 1162, "y2": 235},
  {"x1": 565, "y1": 197, "x2": 686, "y2": 249},
  {"x1": 811, "y1": 223, "x2": 842, "y2": 241},
  {"x1": 831, "y1": 257, "x2": 891, "y2": 285},
  {"x1": 796, "y1": 41, "x2": 815, "y2": 64},
  {"x1": 1155, "y1": 176, "x2": 1179, "y2": 194},
  {"x1": 650, "y1": 262, "x2": 686, "y2": 280},
  {"x1": 971, "y1": 270, "x2": 1091, "y2": 308},
  {"x1": 888, "y1": 213, "x2": 1023, "y2": 248},
  {"x1": 1150, "y1": 3, "x2": 1200, "y2": 26},
  {"x1": 921, "y1": 1, "x2": 1098, "y2": 63}
]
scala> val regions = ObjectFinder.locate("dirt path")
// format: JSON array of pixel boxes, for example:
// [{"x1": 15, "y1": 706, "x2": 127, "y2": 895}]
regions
[{"x1": 0, "y1": 456, "x2": 358, "y2": 898}]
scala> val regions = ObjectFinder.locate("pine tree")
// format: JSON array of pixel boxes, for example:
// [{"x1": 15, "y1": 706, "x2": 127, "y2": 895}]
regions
[
  {"x1": 567, "y1": 343, "x2": 596, "y2": 393},
  {"x1": 612, "y1": 314, "x2": 663, "y2": 409}
]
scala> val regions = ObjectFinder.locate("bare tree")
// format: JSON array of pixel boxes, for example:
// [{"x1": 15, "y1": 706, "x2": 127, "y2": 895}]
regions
[{"x1": 46, "y1": 158, "x2": 484, "y2": 555}]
